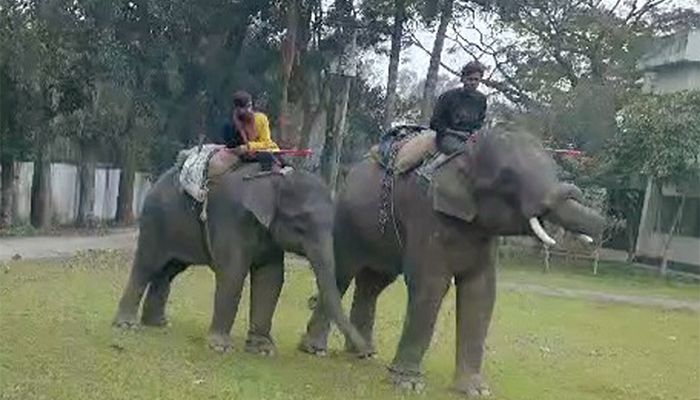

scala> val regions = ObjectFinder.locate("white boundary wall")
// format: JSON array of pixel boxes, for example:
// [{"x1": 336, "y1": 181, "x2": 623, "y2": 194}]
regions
[{"x1": 0, "y1": 162, "x2": 152, "y2": 225}]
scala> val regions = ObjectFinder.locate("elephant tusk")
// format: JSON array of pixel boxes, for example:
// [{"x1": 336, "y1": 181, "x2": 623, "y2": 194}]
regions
[
  {"x1": 577, "y1": 234, "x2": 594, "y2": 244},
  {"x1": 529, "y1": 218, "x2": 556, "y2": 247}
]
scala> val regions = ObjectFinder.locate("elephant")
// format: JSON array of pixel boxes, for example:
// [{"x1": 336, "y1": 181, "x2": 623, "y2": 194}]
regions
[
  {"x1": 113, "y1": 163, "x2": 370, "y2": 356},
  {"x1": 299, "y1": 123, "x2": 606, "y2": 396}
]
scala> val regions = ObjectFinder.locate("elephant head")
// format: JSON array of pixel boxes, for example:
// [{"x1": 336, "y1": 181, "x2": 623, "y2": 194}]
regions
[
  {"x1": 432, "y1": 123, "x2": 605, "y2": 244},
  {"x1": 238, "y1": 170, "x2": 370, "y2": 354}
]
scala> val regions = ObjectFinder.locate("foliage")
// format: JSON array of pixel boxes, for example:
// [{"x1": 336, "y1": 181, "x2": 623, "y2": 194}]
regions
[
  {"x1": 1, "y1": 0, "x2": 698, "y2": 231},
  {"x1": 606, "y1": 91, "x2": 700, "y2": 186},
  {"x1": 434, "y1": 0, "x2": 699, "y2": 156},
  {"x1": 341, "y1": 77, "x2": 385, "y2": 164},
  {"x1": 478, "y1": 0, "x2": 697, "y2": 104}
]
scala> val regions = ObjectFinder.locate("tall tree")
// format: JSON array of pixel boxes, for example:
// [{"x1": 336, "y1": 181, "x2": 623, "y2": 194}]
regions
[
  {"x1": 1, "y1": 1, "x2": 33, "y2": 227},
  {"x1": 0, "y1": 61, "x2": 19, "y2": 228},
  {"x1": 382, "y1": 0, "x2": 407, "y2": 130},
  {"x1": 320, "y1": 0, "x2": 358, "y2": 191},
  {"x1": 24, "y1": 10, "x2": 67, "y2": 229},
  {"x1": 419, "y1": 0, "x2": 453, "y2": 122},
  {"x1": 279, "y1": 0, "x2": 301, "y2": 145}
]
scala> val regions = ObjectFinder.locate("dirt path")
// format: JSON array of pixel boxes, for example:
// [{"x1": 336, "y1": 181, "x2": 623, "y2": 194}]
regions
[
  {"x1": 0, "y1": 228, "x2": 137, "y2": 262},
  {"x1": 2, "y1": 230, "x2": 698, "y2": 312},
  {"x1": 501, "y1": 282, "x2": 699, "y2": 312}
]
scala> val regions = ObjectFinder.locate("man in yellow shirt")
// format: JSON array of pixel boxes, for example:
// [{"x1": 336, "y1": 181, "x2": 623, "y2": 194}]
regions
[
  {"x1": 220, "y1": 91, "x2": 286, "y2": 173},
  {"x1": 250, "y1": 111, "x2": 280, "y2": 152}
]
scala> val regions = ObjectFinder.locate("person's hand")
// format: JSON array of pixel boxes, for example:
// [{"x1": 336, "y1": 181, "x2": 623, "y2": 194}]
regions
[
  {"x1": 230, "y1": 144, "x2": 248, "y2": 155},
  {"x1": 445, "y1": 128, "x2": 472, "y2": 140}
]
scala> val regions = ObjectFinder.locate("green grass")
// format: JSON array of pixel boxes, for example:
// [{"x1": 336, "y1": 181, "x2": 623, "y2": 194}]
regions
[{"x1": 1, "y1": 251, "x2": 699, "y2": 400}]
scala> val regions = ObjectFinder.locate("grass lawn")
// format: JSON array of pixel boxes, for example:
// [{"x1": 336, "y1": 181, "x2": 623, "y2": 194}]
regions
[{"x1": 1, "y1": 251, "x2": 698, "y2": 400}]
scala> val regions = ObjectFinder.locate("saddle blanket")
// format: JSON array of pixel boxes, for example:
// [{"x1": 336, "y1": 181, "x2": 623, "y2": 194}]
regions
[{"x1": 178, "y1": 144, "x2": 225, "y2": 202}]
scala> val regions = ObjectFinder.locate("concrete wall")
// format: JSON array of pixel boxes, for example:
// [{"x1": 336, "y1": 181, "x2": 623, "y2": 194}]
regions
[
  {"x1": 51, "y1": 164, "x2": 78, "y2": 224},
  {"x1": 636, "y1": 29, "x2": 700, "y2": 267},
  {"x1": 643, "y1": 63, "x2": 700, "y2": 94},
  {"x1": 0, "y1": 162, "x2": 152, "y2": 225},
  {"x1": 637, "y1": 232, "x2": 700, "y2": 266},
  {"x1": 93, "y1": 168, "x2": 121, "y2": 221},
  {"x1": 636, "y1": 179, "x2": 700, "y2": 266},
  {"x1": 639, "y1": 29, "x2": 700, "y2": 69}
]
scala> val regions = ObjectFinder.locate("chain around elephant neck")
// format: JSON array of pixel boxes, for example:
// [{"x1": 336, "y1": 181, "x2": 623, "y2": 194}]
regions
[{"x1": 379, "y1": 145, "x2": 404, "y2": 249}]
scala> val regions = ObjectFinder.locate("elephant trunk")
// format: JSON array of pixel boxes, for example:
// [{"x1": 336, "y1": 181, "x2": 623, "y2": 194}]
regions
[
  {"x1": 547, "y1": 199, "x2": 606, "y2": 239},
  {"x1": 304, "y1": 238, "x2": 371, "y2": 355}
]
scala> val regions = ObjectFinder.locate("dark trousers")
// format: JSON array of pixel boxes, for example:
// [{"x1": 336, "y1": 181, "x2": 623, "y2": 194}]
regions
[{"x1": 241, "y1": 152, "x2": 281, "y2": 171}]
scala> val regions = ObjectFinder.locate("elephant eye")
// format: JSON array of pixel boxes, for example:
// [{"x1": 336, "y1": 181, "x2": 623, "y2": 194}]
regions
[
  {"x1": 497, "y1": 168, "x2": 519, "y2": 193},
  {"x1": 293, "y1": 222, "x2": 307, "y2": 234}
]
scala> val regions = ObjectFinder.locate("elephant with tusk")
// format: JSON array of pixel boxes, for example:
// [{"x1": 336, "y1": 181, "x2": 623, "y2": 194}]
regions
[{"x1": 299, "y1": 123, "x2": 605, "y2": 396}]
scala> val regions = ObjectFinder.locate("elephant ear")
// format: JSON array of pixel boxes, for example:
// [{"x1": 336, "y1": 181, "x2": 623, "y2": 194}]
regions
[
  {"x1": 239, "y1": 176, "x2": 278, "y2": 228},
  {"x1": 431, "y1": 157, "x2": 477, "y2": 222}
]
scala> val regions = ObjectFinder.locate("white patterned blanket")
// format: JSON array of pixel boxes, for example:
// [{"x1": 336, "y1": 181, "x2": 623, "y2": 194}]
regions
[{"x1": 178, "y1": 144, "x2": 224, "y2": 202}]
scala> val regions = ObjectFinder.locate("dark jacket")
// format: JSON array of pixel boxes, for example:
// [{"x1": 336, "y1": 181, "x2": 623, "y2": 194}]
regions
[
  {"x1": 430, "y1": 87, "x2": 487, "y2": 153},
  {"x1": 220, "y1": 121, "x2": 245, "y2": 149}
]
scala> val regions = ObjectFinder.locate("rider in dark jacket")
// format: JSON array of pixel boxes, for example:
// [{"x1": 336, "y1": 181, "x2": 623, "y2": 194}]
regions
[{"x1": 430, "y1": 60, "x2": 487, "y2": 154}]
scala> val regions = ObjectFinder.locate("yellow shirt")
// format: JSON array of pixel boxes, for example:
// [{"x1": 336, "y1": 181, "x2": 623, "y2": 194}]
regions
[{"x1": 248, "y1": 112, "x2": 280, "y2": 151}]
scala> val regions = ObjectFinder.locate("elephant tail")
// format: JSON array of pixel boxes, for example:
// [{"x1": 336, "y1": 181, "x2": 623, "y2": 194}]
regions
[{"x1": 307, "y1": 295, "x2": 318, "y2": 310}]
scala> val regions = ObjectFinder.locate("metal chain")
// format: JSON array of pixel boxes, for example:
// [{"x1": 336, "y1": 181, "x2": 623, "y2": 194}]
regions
[
  {"x1": 378, "y1": 128, "x2": 421, "y2": 235},
  {"x1": 378, "y1": 143, "x2": 401, "y2": 235}
]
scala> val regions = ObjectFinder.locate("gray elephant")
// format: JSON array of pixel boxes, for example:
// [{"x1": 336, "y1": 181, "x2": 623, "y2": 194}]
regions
[
  {"x1": 113, "y1": 163, "x2": 369, "y2": 356},
  {"x1": 300, "y1": 124, "x2": 606, "y2": 395}
]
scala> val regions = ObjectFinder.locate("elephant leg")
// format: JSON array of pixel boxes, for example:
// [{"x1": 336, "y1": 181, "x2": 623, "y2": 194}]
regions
[
  {"x1": 141, "y1": 260, "x2": 189, "y2": 327},
  {"x1": 299, "y1": 268, "x2": 354, "y2": 356},
  {"x1": 207, "y1": 255, "x2": 250, "y2": 353},
  {"x1": 345, "y1": 268, "x2": 396, "y2": 355},
  {"x1": 113, "y1": 246, "x2": 165, "y2": 329},
  {"x1": 245, "y1": 252, "x2": 284, "y2": 357},
  {"x1": 389, "y1": 265, "x2": 451, "y2": 392},
  {"x1": 452, "y1": 263, "x2": 496, "y2": 397}
]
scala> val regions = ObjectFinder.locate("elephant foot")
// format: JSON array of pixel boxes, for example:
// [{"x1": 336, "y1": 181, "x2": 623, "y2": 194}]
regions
[
  {"x1": 141, "y1": 314, "x2": 169, "y2": 328},
  {"x1": 298, "y1": 334, "x2": 328, "y2": 357},
  {"x1": 245, "y1": 333, "x2": 277, "y2": 357},
  {"x1": 112, "y1": 314, "x2": 140, "y2": 330},
  {"x1": 344, "y1": 341, "x2": 377, "y2": 359},
  {"x1": 388, "y1": 365, "x2": 426, "y2": 393},
  {"x1": 452, "y1": 374, "x2": 491, "y2": 397},
  {"x1": 207, "y1": 333, "x2": 233, "y2": 353}
]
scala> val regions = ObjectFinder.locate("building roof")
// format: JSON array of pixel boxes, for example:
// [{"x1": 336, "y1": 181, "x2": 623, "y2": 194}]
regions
[{"x1": 638, "y1": 29, "x2": 700, "y2": 71}]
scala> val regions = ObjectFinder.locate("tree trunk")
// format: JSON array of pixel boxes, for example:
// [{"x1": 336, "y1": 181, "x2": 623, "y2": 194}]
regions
[
  {"x1": 1, "y1": 158, "x2": 15, "y2": 228},
  {"x1": 626, "y1": 224, "x2": 637, "y2": 262},
  {"x1": 593, "y1": 247, "x2": 600, "y2": 275},
  {"x1": 329, "y1": 76, "x2": 352, "y2": 191},
  {"x1": 279, "y1": 0, "x2": 300, "y2": 146},
  {"x1": 77, "y1": 141, "x2": 97, "y2": 227},
  {"x1": 382, "y1": 0, "x2": 406, "y2": 131},
  {"x1": 320, "y1": 14, "x2": 356, "y2": 190},
  {"x1": 296, "y1": 79, "x2": 325, "y2": 170},
  {"x1": 542, "y1": 245, "x2": 551, "y2": 273},
  {"x1": 419, "y1": 0, "x2": 453, "y2": 123},
  {"x1": 115, "y1": 143, "x2": 136, "y2": 226},
  {"x1": 659, "y1": 194, "x2": 685, "y2": 275},
  {"x1": 298, "y1": 89, "x2": 316, "y2": 152},
  {"x1": 30, "y1": 152, "x2": 52, "y2": 229},
  {"x1": 320, "y1": 77, "x2": 341, "y2": 186},
  {"x1": 320, "y1": 75, "x2": 353, "y2": 191}
]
